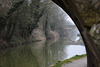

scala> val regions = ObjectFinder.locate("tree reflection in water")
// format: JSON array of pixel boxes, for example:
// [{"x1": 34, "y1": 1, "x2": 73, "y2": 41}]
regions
[{"x1": 0, "y1": 38, "x2": 85, "y2": 67}]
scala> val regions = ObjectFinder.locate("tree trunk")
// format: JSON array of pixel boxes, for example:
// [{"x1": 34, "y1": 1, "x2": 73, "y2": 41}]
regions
[
  {"x1": 52, "y1": 0, "x2": 100, "y2": 67},
  {"x1": 6, "y1": 21, "x2": 17, "y2": 41}
]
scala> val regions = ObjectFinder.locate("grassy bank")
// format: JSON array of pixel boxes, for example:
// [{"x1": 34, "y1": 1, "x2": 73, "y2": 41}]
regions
[{"x1": 51, "y1": 54, "x2": 87, "y2": 67}]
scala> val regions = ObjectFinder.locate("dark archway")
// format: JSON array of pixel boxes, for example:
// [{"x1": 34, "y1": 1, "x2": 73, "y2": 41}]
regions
[{"x1": 52, "y1": 0, "x2": 100, "y2": 67}]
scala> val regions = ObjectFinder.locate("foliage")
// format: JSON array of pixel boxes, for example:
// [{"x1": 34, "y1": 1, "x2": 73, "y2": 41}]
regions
[
  {"x1": 73, "y1": 0, "x2": 100, "y2": 27},
  {"x1": 7, "y1": 0, "x2": 24, "y2": 15},
  {"x1": 0, "y1": 0, "x2": 47, "y2": 43},
  {"x1": 0, "y1": 0, "x2": 24, "y2": 41}
]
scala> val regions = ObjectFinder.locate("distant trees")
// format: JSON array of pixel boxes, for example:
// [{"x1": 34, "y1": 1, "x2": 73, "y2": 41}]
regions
[
  {"x1": 0, "y1": 0, "x2": 72, "y2": 46},
  {"x1": 45, "y1": 3, "x2": 70, "y2": 37}
]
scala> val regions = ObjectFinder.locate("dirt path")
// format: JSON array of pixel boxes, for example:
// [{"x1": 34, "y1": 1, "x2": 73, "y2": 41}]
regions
[{"x1": 62, "y1": 57, "x2": 87, "y2": 67}]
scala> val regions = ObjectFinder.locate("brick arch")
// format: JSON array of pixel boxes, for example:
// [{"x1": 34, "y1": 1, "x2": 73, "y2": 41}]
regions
[{"x1": 52, "y1": 0, "x2": 100, "y2": 67}]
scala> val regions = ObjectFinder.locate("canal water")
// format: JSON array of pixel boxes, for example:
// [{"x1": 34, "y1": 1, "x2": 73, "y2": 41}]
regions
[{"x1": 0, "y1": 38, "x2": 86, "y2": 67}]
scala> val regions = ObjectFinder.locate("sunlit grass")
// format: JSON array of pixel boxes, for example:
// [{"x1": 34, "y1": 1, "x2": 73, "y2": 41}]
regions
[{"x1": 51, "y1": 54, "x2": 87, "y2": 67}]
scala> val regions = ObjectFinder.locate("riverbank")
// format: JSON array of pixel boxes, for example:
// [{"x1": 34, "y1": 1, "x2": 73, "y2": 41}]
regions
[
  {"x1": 50, "y1": 54, "x2": 87, "y2": 67},
  {"x1": 62, "y1": 57, "x2": 87, "y2": 67}
]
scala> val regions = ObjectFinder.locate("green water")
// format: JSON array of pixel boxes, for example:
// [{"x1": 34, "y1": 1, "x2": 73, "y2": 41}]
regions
[{"x1": 0, "y1": 38, "x2": 85, "y2": 67}]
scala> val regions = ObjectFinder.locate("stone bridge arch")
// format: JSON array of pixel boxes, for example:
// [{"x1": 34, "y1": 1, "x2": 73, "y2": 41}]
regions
[{"x1": 52, "y1": 0, "x2": 100, "y2": 67}]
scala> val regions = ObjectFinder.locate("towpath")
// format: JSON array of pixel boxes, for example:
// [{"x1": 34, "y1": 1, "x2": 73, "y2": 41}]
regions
[{"x1": 62, "y1": 57, "x2": 87, "y2": 67}]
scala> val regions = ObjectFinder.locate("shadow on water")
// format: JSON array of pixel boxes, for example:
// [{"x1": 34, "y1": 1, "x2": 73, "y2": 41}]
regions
[{"x1": 0, "y1": 38, "x2": 86, "y2": 67}]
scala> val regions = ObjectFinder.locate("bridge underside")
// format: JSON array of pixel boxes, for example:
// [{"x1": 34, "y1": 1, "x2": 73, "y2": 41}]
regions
[{"x1": 52, "y1": 0, "x2": 100, "y2": 67}]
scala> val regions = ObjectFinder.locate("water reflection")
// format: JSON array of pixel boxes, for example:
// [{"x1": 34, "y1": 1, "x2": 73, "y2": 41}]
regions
[
  {"x1": 64, "y1": 45, "x2": 86, "y2": 59},
  {"x1": 0, "y1": 38, "x2": 86, "y2": 67},
  {"x1": 0, "y1": 45, "x2": 40, "y2": 67},
  {"x1": 68, "y1": 28, "x2": 80, "y2": 41}
]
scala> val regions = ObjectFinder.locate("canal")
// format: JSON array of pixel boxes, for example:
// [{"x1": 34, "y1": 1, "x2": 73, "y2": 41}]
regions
[{"x1": 0, "y1": 38, "x2": 86, "y2": 67}]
